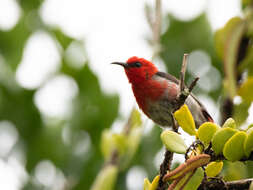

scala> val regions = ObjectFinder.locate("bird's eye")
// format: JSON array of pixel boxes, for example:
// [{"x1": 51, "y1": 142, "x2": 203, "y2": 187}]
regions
[{"x1": 135, "y1": 62, "x2": 142, "y2": 67}]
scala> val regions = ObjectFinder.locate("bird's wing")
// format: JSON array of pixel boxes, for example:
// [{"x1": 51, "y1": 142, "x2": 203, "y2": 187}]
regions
[
  {"x1": 155, "y1": 71, "x2": 179, "y2": 84},
  {"x1": 155, "y1": 71, "x2": 213, "y2": 122}
]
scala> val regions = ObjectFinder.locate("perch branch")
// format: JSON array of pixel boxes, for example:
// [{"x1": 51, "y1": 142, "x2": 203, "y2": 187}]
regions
[{"x1": 198, "y1": 178, "x2": 253, "y2": 190}]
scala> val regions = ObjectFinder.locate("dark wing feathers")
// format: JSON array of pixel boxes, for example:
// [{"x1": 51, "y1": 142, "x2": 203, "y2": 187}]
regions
[{"x1": 155, "y1": 71, "x2": 179, "y2": 84}]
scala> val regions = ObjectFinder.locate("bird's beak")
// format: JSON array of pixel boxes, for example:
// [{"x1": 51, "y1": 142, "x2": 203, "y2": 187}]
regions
[{"x1": 111, "y1": 62, "x2": 128, "y2": 68}]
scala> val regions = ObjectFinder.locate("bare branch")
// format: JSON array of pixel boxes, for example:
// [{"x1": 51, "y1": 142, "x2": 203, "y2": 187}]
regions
[
  {"x1": 198, "y1": 178, "x2": 253, "y2": 190},
  {"x1": 189, "y1": 77, "x2": 199, "y2": 93},
  {"x1": 179, "y1": 53, "x2": 189, "y2": 91}
]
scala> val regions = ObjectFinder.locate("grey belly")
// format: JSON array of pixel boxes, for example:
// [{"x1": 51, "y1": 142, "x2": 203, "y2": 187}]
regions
[{"x1": 146, "y1": 99, "x2": 173, "y2": 127}]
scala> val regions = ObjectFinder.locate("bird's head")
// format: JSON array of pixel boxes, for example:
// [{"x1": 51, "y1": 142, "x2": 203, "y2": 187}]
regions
[{"x1": 111, "y1": 56, "x2": 158, "y2": 84}]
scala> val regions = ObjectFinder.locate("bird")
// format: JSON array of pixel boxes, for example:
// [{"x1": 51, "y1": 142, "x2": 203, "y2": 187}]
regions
[{"x1": 111, "y1": 56, "x2": 213, "y2": 128}]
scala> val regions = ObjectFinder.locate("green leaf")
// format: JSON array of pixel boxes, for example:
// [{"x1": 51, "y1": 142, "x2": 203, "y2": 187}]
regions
[
  {"x1": 101, "y1": 130, "x2": 114, "y2": 159},
  {"x1": 161, "y1": 130, "x2": 187, "y2": 154},
  {"x1": 90, "y1": 165, "x2": 118, "y2": 190},
  {"x1": 206, "y1": 161, "x2": 223, "y2": 177},
  {"x1": 161, "y1": 14, "x2": 217, "y2": 75},
  {"x1": 212, "y1": 128, "x2": 238, "y2": 155},
  {"x1": 121, "y1": 127, "x2": 143, "y2": 168},
  {"x1": 223, "y1": 131, "x2": 247, "y2": 161},
  {"x1": 244, "y1": 127, "x2": 253, "y2": 157},
  {"x1": 197, "y1": 122, "x2": 220, "y2": 144},
  {"x1": 222, "y1": 118, "x2": 236, "y2": 128},
  {"x1": 172, "y1": 168, "x2": 204, "y2": 190},
  {"x1": 173, "y1": 170, "x2": 196, "y2": 190},
  {"x1": 233, "y1": 101, "x2": 251, "y2": 126},
  {"x1": 174, "y1": 104, "x2": 196, "y2": 136},
  {"x1": 238, "y1": 77, "x2": 253, "y2": 102},
  {"x1": 223, "y1": 19, "x2": 246, "y2": 98},
  {"x1": 129, "y1": 108, "x2": 142, "y2": 129},
  {"x1": 214, "y1": 17, "x2": 243, "y2": 60},
  {"x1": 160, "y1": 14, "x2": 222, "y2": 101},
  {"x1": 181, "y1": 167, "x2": 204, "y2": 190}
]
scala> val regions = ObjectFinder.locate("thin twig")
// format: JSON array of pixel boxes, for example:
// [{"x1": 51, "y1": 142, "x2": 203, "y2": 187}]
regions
[
  {"x1": 179, "y1": 54, "x2": 189, "y2": 91},
  {"x1": 154, "y1": 0, "x2": 161, "y2": 45},
  {"x1": 189, "y1": 77, "x2": 199, "y2": 93}
]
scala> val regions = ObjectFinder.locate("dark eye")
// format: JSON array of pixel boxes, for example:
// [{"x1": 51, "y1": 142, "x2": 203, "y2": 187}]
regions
[{"x1": 135, "y1": 62, "x2": 142, "y2": 67}]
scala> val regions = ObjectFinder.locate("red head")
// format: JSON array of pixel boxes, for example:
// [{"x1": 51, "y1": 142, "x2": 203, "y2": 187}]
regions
[{"x1": 111, "y1": 56, "x2": 158, "y2": 84}]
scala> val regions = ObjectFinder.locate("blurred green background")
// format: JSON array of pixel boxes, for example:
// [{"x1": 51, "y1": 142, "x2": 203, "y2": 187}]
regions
[{"x1": 0, "y1": 0, "x2": 253, "y2": 190}]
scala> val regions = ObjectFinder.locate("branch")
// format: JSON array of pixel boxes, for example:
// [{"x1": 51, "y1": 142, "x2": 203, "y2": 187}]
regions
[
  {"x1": 173, "y1": 54, "x2": 199, "y2": 111},
  {"x1": 198, "y1": 178, "x2": 253, "y2": 190},
  {"x1": 146, "y1": 0, "x2": 162, "y2": 60},
  {"x1": 179, "y1": 54, "x2": 188, "y2": 92}
]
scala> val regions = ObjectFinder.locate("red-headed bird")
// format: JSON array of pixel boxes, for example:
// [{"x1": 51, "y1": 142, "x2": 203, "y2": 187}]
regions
[{"x1": 111, "y1": 56, "x2": 213, "y2": 128}]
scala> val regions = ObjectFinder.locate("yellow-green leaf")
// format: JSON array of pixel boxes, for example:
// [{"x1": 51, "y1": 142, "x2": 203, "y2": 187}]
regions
[
  {"x1": 238, "y1": 77, "x2": 253, "y2": 102},
  {"x1": 222, "y1": 118, "x2": 236, "y2": 128},
  {"x1": 197, "y1": 122, "x2": 220, "y2": 144},
  {"x1": 181, "y1": 167, "x2": 204, "y2": 190},
  {"x1": 90, "y1": 165, "x2": 118, "y2": 190},
  {"x1": 101, "y1": 130, "x2": 115, "y2": 159},
  {"x1": 174, "y1": 104, "x2": 196, "y2": 136},
  {"x1": 150, "y1": 175, "x2": 160, "y2": 190},
  {"x1": 121, "y1": 127, "x2": 142, "y2": 169},
  {"x1": 143, "y1": 176, "x2": 160, "y2": 190},
  {"x1": 143, "y1": 178, "x2": 151, "y2": 190},
  {"x1": 223, "y1": 131, "x2": 247, "y2": 161},
  {"x1": 101, "y1": 130, "x2": 128, "y2": 159},
  {"x1": 214, "y1": 17, "x2": 243, "y2": 60},
  {"x1": 212, "y1": 127, "x2": 238, "y2": 155},
  {"x1": 129, "y1": 108, "x2": 142, "y2": 129},
  {"x1": 206, "y1": 161, "x2": 223, "y2": 177},
  {"x1": 173, "y1": 170, "x2": 195, "y2": 190},
  {"x1": 161, "y1": 130, "x2": 187, "y2": 154},
  {"x1": 224, "y1": 19, "x2": 246, "y2": 98},
  {"x1": 244, "y1": 127, "x2": 253, "y2": 157}
]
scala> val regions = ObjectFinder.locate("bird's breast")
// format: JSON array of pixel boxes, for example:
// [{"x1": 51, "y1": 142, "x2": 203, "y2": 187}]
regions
[{"x1": 131, "y1": 79, "x2": 179, "y2": 127}]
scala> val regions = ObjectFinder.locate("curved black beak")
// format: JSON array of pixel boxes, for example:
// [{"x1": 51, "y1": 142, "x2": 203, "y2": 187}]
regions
[{"x1": 111, "y1": 62, "x2": 128, "y2": 68}]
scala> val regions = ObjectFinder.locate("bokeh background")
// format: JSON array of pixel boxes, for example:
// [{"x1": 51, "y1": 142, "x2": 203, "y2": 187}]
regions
[{"x1": 0, "y1": 0, "x2": 252, "y2": 190}]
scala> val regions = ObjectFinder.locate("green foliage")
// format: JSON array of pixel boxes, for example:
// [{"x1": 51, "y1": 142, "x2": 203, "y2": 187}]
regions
[
  {"x1": 197, "y1": 122, "x2": 220, "y2": 145},
  {"x1": 244, "y1": 127, "x2": 253, "y2": 157},
  {"x1": 160, "y1": 14, "x2": 222, "y2": 100},
  {"x1": 179, "y1": 168, "x2": 204, "y2": 190},
  {"x1": 205, "y1": 161, "x2": 223, "y2": 177},
  {"x1": 223, "y1": 131, "x2": 247, "y2": 161},
  {"x1": 212, "y1": 127, "x2": 238, "y2": 155},
  {"x1": 2, "y1": 1, "x2": 253, "y2": 190},
  {"x1": 222, "y1": 118, "x2": 236, "y2": 128},
  {"x1": 0, "y1": 1, "x2": 120, "y2": 190},
  {"x1": 90, "y1": 165, "x2": 118, "y2": 190}
]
